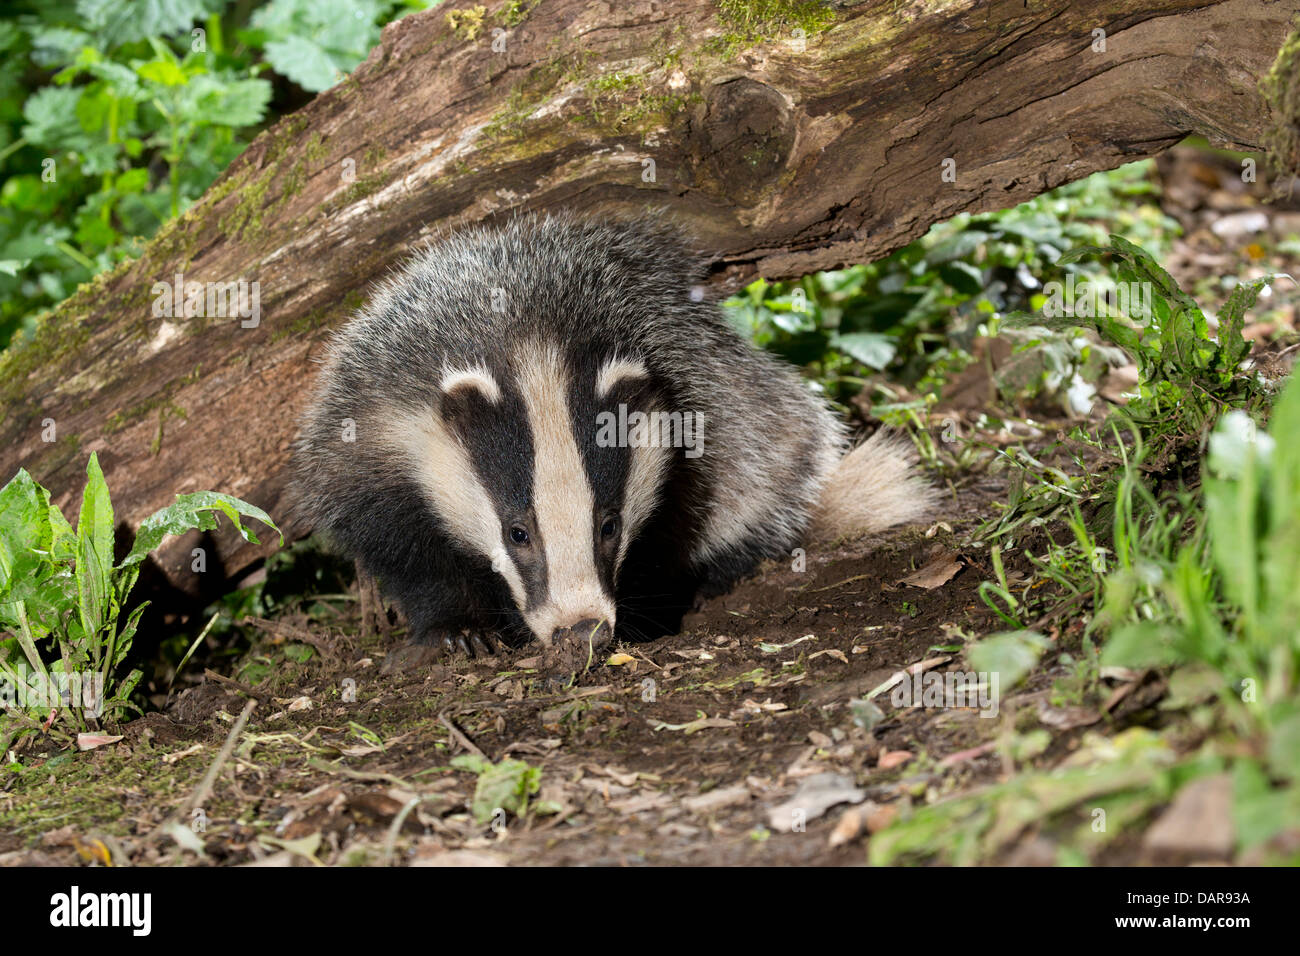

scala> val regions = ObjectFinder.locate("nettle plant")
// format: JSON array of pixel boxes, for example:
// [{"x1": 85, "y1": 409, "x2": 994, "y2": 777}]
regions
[
  {"x1": 981, "y1": 235, "x2": 1281, "y2": 550},
  {"x1": 722, "y1": 161, "x2": 1176, "y2": 408},
  {"x1": 0, "y1": 453, "x2": 280, "y2": 745},
  {"x1": 0, "y1": 0, "x2": 434, "y2": 349},
  {"x1": 1006, "y1": 235, "x2": 1277, "y2": 440}
]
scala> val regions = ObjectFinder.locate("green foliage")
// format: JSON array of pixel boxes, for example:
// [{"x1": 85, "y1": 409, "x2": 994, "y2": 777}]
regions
[
  {"x1": 0, "y1": 453, "x2": 280, "y2": 741},
  {"x1": 723, "y1": 161, "x2": 1177, "y2": 408},
  {"x1": 966, "y1": 629, "x2": 1048, "y2": 689},
  {"x1": 1005, "y1": 234, "x2": 1277, "y2": 441},
  {"x1": 870, "y1": 728, "x2": 1208, "y2": 865},
  {"x1": 0, "y1": 0, "x2": 434, "y2": 350},
  {"x1": 450, "y1": 753, "x2": 542, "y2": 823},
  {"x1": 1101, "y1": 379, "x2": 1300, "y2": 760},
  {"x1": 243, "y1": 0, "x2": 437, "y2": 93},
  {"x1": 959, "y1": 228, "x2": 1299, "y2": 861},
  {"x1": 982, "y1": 233, "x2": 1278, "y2": 555}
]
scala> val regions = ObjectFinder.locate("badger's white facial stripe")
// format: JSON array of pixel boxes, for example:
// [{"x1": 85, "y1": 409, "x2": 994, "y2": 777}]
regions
[
  {"x1": 376, "y1": 406, "x2": 527, "y2": 607},
  {"x1": 595, "y1": 356, "x2": 649, "y2": 398},
  {"x1": 440, "y1": 365, "x2": 501, "y2": 402},
  {"x1": 516, "y1": 342, "x2": 617, "y2": 638}
]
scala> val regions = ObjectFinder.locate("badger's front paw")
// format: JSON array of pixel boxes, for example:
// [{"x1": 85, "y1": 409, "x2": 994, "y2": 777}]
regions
[{"x1": 380, "y1": 629, "x2": 499, "y2": 674}]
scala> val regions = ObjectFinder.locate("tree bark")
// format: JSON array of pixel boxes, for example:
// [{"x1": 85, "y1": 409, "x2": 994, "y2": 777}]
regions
[{"x1": 0, "y1": 0, "x2": 1294, "y2": 596}]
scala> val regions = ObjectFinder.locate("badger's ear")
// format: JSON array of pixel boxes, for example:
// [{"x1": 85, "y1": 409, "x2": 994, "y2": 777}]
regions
[
  {"x1": 595, "y1": 356, "x2": 650, "y2": 398},
  {"x1": 440, "y1": 366, "x2": 501, "y2": 403},
  {"x1": 438, "y1": 366, "x2": 501, "y2": 426}
]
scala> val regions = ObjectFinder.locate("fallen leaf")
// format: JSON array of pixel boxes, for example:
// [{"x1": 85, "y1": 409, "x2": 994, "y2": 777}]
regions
[
  {"x1": 682, "y1": 784, "x2": 751, "y2": 815},
  {"x1": 828, "y1": 805, "x2": 866, "y2": 847},
  {"x1": 877, "y1": 749, "x2": 913, "y2": 770},
  {"x1": 865, "y1": 803, "x2": 898, "y2": 833},
  {"x1": 767, "y1": 773, "x2": 866, "y2": 832},
  {"x1": 758, "y1": 634, "x2": 817, "y2": 654},
  {"x1": 608, "y1": 792, "x2": 674, "y2": 815},
  {"x1": 1037, "y1": 699, "x2": 1102, "y2": 729},
  {"x1": 76, "y1": 734, "x2": 123, "y2": 751},
  {"x1": 258, "y1": 832, "x2": 323, "y2": 865},
  {"x1": 73, "y1": 836, "x2": 113, "y2": 865},
  {"x1": 866, "y1": 655, "x2": 953, "y2": 699},
  {"x1": 937, "y1": 742, "x2": 996, "y2": 768},
  {"x1": 899, "y1": 553, "x2": 964, "y2": 589},
  {"x1": 1142, "y1": 774, "x2": 1234, "y2": 864},
  {"x1": 164, "y1": 821, "x2": 206, "y2": 856},
  {"x1": 647, "y1": 715, "x2": 737, "y2": 734},
  {"x1": 410, "y1": 850, "x2": 507, "y2": 867},
  {"x1": 161, "y1": 743, "x2": 204, "y2": 764}
]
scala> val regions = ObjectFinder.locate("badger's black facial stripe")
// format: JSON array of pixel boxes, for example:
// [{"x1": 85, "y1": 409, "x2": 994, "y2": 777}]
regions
[
  {"x1": 568, "y1": 346, "x2": 637, "y2": 526},
  {"x1": 442, "y1": 378, "x2": 533, "y2": 514},
  {"x1": 440, "y1": 375, "x2": 552, "y2": 611}
]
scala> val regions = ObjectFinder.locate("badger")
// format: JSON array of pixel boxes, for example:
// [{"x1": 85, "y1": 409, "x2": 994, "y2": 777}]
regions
[{"x1": 291, "y1": 213, "x2": 937, "y2": 657}]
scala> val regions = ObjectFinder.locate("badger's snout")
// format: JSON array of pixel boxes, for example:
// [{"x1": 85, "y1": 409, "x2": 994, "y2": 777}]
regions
[{"x1": 548, "y1": 617, "x2": 611, "y2": 652}]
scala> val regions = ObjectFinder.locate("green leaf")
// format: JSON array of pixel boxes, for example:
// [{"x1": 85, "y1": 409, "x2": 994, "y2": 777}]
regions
[
  {"x1": 1232, "y1": 758, "x2": 1298, "y2": 849},
  {"x1": 112, "y1": 602, "x2": 150, "y2": 669},
  {"x1": 1215, "y1": 276, "x2": 1280, "y2": 369},
  {"x1": 0, "y1": 469, "x2": 76, "y2": 668},
  {"x1": 22, "y1": 86, "x2": 95, "y2": 151},
  {"x1": 1100, "y1": 620, "x2": 1183, "y2": 669},
  {"x1": 830, "y1": 331, "x2": 897, "y2": 370},
  {"x1": 185, "y1": 76, "x2": 272, "y2": 128},
  {"x1": 938, "y1": 260, "x2": 984, "y2": 296},
  {"x1": 76, "y1": 0, "x2": 210, "y2": 49},
  {"x1": 966, "y1": 630, "x2": 1048, "y2": 688},
  {"x1": 137, "y1": 58, "x2": 188, "y2": 88},
  {"x1": 451, "y1": 755, "x2": 542, "y2": 824},
  {"x1": 121, "y1": 491, "x2": 282, "y2": 569},
  {"x1": 262, "y1": 36, "x2": 343, "y2": 92},
  {"x1": 75, "y1": 453, "x2": 116, "y2": 645}
]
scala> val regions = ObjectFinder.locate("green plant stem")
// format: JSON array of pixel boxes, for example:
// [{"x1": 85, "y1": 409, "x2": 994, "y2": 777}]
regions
[{"x1": 0, "y1": 136, "x2": 28, "y2": 163}]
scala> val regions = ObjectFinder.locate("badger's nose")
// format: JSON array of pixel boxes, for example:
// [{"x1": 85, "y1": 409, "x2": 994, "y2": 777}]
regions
[{"x1": 549, "y1": 618, "x2": 611, "y2": 651}]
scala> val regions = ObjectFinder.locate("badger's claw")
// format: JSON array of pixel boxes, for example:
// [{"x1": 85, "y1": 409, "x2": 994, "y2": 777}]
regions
[{"x1": 439, "y1": 630, "x2": 498, "y2": 659}]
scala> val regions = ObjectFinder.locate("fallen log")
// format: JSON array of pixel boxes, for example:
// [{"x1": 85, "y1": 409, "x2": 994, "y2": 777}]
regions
[{"x1": 0, "y1": 0, "x2": 1293, "y2": 596}]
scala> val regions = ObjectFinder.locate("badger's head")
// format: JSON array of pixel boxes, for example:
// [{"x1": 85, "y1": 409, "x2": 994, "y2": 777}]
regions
[{"x1": 382, "y1": 341, "x2": 676, "y2": 647}]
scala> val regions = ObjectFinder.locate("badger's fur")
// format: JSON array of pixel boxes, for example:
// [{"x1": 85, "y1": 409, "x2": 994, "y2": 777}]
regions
[{"x1": 291, "y1": 213, "x2": 937, "y2": 654}]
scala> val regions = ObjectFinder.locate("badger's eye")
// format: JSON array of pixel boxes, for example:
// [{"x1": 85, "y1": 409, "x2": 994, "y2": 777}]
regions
[
  {"x1": 600, "y1": 515, "x2": 620, "y2": 539},
  {"x1": 509, "y1": 525, "x2": 530, "y2": 545}
]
